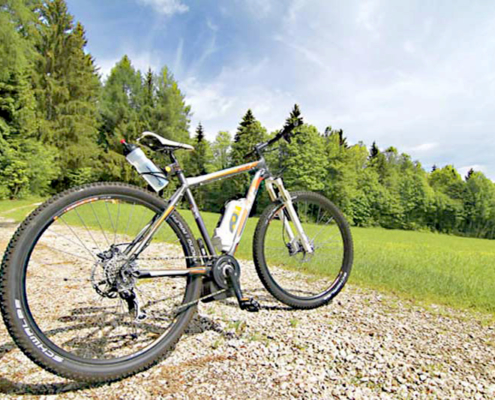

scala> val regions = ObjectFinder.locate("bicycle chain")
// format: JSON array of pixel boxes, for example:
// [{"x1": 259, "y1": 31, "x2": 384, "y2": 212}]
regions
[
  {"x1": 140, "y1": 255, "x2": 198, "y2": 261},
  {"x1": 172, "y1": 288, "x2": 228, "y2": 316},
  {"x1": 138, "y1": 255, "x2": 227, "y2": 315},
  {"x1": 138, "y1": 255, "x2": 227, "y2": 316}
]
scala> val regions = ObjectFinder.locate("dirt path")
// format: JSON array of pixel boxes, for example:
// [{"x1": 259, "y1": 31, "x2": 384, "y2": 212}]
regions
[{"x1": 0, "y1": 219, "x2": 494, "y2": 399}]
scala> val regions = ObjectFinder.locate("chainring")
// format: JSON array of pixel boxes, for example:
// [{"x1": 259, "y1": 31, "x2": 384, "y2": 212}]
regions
[{"x1": 212, "y1": 254, "x2": 241, "y2": 289}]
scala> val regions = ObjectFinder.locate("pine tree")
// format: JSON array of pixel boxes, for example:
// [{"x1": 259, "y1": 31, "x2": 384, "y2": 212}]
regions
[
  {"x1": 33, "y1": 0, "x2": 101, "y2": 189},
  {"x1": 235, "y1": 109, "x2": 256, "y2": 140},
  {"x1": 465, "y1": 168, "x2": 474, "y2": 181},
  {"x1": 153, "y1": 67, "x2": 191, "y2": 144},
  {"x1": 231, "y1": 109, "x2": 266, "y2": 164},
  {"x1": 283, "y1": 104, "x2": 303, "y2": 133},
  {"x1": 189, "y1": 123, "x2": 209, "y2": 176},
  {"x1": 369, "y1": 141, "x2": 380, "y2": 159},
  {"x1": 100, "y1": 55, "x2": 144, "y2": 145},
  {"x1": 0, "y1": 1, "x2": 58, "y2": 198},
  {"x1": 228, "y1": 110, "x2": 267, "y2": 197},
  {"x1": 99, "y1": 55, "x2": 144, "y2": 182}
]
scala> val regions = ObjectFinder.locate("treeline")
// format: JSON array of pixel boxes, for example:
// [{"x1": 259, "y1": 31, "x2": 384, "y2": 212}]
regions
[{"x1": 2, "y1": 1, "x2": 495, "y2": 240}]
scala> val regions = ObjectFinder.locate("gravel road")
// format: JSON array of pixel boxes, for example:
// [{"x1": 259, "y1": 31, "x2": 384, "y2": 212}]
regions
[{"x1": 0, "y1": 217, "x2": 494, "y2": 399}]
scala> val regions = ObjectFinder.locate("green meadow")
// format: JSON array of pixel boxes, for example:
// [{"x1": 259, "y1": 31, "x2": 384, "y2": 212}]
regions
[{"x1": 1, "y1": 197, "x2": 494, "y2": 315}]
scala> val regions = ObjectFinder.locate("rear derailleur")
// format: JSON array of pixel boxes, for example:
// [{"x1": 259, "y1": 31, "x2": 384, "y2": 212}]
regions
[{"x1": 91, "y1": 245, "x2": 147, "y2": 322}]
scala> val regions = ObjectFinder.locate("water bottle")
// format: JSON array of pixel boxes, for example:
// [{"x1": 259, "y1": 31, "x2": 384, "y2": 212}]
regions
[
  {"x1": 121, "y1": 140, "x2": 169, "y2": 192},
  {"x1": 212, "y1": 199, "x2": 247, "y2": 252}
]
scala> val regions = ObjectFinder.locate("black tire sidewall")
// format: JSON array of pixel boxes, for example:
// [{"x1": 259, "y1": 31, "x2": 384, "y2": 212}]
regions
[
  {"x1": 1, "y1": 182, "x2": 201, "y2": 382},
  {"x1": 253, "y1": 191, "x2": 353, "y2": 309}
]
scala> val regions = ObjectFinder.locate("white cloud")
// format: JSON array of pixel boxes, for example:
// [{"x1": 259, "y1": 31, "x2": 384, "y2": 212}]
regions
[
  {"x1": 286, "y1": 0, "x2": 305, "y2": 25},
  {"x1": 173, "y1": 38, "x2": 184, "y2": 75},
  {"x1": 182, "y1": 61, "x2": 297, "y2": 138},
  {"x1": 206, "y1": 18, "x2": 218, "y2": 32},
  {"x1": 183, "y1": 77, "x2": 234, "y2": 122},
  {"x1": 356, "y1": 0, "x2": 382, "y2": 40},
  {"x1": 406, "y1": 143, "x2": 438, "y2": 153},
  {"x1": 245, "y1": 0, "x2": 272, "y2": 18},
  {"x1": 137, "y1": 0, "x2": 188, "y2": 16},
  {"x1": 274, "y1": 35, "x2": 328, "y2": 70}
]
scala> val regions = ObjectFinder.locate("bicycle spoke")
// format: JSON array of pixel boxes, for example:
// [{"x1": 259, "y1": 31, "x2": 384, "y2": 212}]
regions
[
  {"x1": 90, "y1": 202, "x2": 111, "y2": 248},
  {"x1": 46, "y1": 226, "x2": 92, "y2": 252},
  {"x1": 54, "y1": 217, "x2": 97, "y2": 261},
  {"x1": 105, "y1": 200, "x2": 116, "y2": 245},
  {"x1": 124, "y1": 202, "x2": 135, "y2": 241},
  {"x1": 311, "y1": 216, "x2": 335, "y2": 242},
  {"x1": 75, "y1": 208, "x2": 103, "y2": 253},
  {"x1": 40, "y1": 243, "x2": 94, "y2": 262},
  {"x1": 114, "y1": 200, "x2": 120, "y2": 245}
]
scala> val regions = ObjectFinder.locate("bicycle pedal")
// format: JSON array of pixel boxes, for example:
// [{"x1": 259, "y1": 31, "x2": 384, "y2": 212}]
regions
[
  {"x1": 239, "y1": 297, "x2": 260, "y2": 312},
  {"x1": 135, "y1": 309, "x2": 147, "y2": 322}
]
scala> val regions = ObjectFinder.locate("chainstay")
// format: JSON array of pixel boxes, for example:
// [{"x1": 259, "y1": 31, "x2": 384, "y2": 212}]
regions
[
  {"x1": 172, "y1": 288, "x2": 228, "y2": 316},
  {"x1": 140, "y1": 255, "x2": 215, "y2": 262},
  {"x1": 140, "y1": 255, "x2": 197, "y2": 261}
]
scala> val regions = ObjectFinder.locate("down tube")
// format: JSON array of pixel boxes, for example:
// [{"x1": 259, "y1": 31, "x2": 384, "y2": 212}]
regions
[{"x1": 227, "y1": 170, "x2": 264, "y2": 255}]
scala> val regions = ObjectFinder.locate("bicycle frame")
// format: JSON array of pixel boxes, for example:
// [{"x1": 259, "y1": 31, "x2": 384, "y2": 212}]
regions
[{"x1": 125, "y1": 153, "x2": 313, "y2": 274}]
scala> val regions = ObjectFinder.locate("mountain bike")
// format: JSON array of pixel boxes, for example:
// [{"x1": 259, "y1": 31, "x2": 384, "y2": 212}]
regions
[{"x1": 0, "y1": 116, "x2": 353, "y2": 383}]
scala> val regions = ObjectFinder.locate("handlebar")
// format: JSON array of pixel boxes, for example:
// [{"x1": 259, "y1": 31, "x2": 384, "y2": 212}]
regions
[{"x1": 244, "y1": 113, "x2": 304, "y2": 159}]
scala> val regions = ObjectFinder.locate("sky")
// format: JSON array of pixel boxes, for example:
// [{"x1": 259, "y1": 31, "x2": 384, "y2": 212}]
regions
[{"x1": 66, "y1": 0, "x2": 495, "y2": 179}]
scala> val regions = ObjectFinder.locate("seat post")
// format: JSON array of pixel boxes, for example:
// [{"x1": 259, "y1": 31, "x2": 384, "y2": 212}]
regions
[{"x1": 169, "y1": 151, "x2": 188, "y2": 188}]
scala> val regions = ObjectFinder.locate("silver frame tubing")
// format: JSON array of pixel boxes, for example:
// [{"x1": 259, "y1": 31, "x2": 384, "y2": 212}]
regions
[{"x1": 125, "y1": 161, "x2": 262, "y2": 260}]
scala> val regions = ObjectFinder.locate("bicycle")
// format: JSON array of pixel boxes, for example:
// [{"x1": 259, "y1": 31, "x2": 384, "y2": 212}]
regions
[{"x1": 0, "y1": 114, "x2": 353, "y2": 383}]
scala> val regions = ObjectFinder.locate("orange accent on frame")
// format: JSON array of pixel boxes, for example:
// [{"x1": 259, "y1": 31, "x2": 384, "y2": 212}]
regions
[
  {"x1": 209, "y1": 161, "x2": 260, "y2": 180},
  {"x1": 189, "y1": 268, "x2": 207, "y2": 274},
  {"x1": 157, "y1": 204, "x2": 174, "y2": 224}
]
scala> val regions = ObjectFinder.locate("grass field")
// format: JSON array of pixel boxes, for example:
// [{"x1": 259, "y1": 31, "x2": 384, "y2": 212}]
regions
[{"x1": 1, "y1": 197, "x2": 494, "y2": 315}]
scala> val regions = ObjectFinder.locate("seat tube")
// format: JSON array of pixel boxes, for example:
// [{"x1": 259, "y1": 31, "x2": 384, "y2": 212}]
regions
[{"x1": 184, "y1": 187, "x2": 217, "y2": 256}]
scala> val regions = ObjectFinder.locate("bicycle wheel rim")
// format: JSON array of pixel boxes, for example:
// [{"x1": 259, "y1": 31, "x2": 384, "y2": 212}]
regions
[{"x1": 20, "y1": 193, "x2": 196, "y2": 364}]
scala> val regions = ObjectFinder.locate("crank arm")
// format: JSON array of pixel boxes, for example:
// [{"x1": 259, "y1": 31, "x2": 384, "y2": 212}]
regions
[{"x1": 133, "y1": 267, "x2": 209, "y2": 279}]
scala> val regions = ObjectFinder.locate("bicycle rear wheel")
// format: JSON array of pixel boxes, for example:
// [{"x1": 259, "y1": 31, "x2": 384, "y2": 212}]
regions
[
  {"x1": 0, "y1": 182, "x2": 201, "y2": 383},
  {"x1": 253, "y1": 191, "x2": 353, "y2": 309}
]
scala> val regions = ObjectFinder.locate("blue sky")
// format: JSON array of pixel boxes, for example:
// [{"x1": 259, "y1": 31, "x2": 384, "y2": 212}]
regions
[{"x1": 66, "y1": 0, "x2": 495, "y2": 179}]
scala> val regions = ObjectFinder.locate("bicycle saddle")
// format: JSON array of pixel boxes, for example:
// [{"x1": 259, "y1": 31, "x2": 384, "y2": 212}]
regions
[{"x1": 138, "y1": 131, "x2": 194, "y2": 152}]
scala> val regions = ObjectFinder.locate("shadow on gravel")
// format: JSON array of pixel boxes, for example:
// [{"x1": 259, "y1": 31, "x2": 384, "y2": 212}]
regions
[
  {"x1": 216, "y1": 288, "x2": 297, "y2": 311},
  {"x1": 0, "y1": 376, "x2": 104, "y2": 396},
  {"x1": 0, "y1": 339, "x2": 107, "y2": 396},
  {"x1": 0, "y1": 286, "x2": 293, "y2": 395}
]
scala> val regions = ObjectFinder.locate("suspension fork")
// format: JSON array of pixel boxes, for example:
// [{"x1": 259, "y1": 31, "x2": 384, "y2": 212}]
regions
[{"x1": 265, "y1": 178, "x2": 313, "y2": 254}]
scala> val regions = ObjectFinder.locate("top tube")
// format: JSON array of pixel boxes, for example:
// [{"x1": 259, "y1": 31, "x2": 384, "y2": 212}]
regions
[{"x1": 186, "y1": 161, "x2": 262, "y2": 187}]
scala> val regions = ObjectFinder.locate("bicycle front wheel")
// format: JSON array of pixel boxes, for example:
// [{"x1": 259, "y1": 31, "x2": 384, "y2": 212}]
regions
[
  {"x1": 253, "y1": 191, "x2": 353, "y2": 309},
  {"x1": 0, "y1": 182, "x2": 201, "y2": 383}
]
